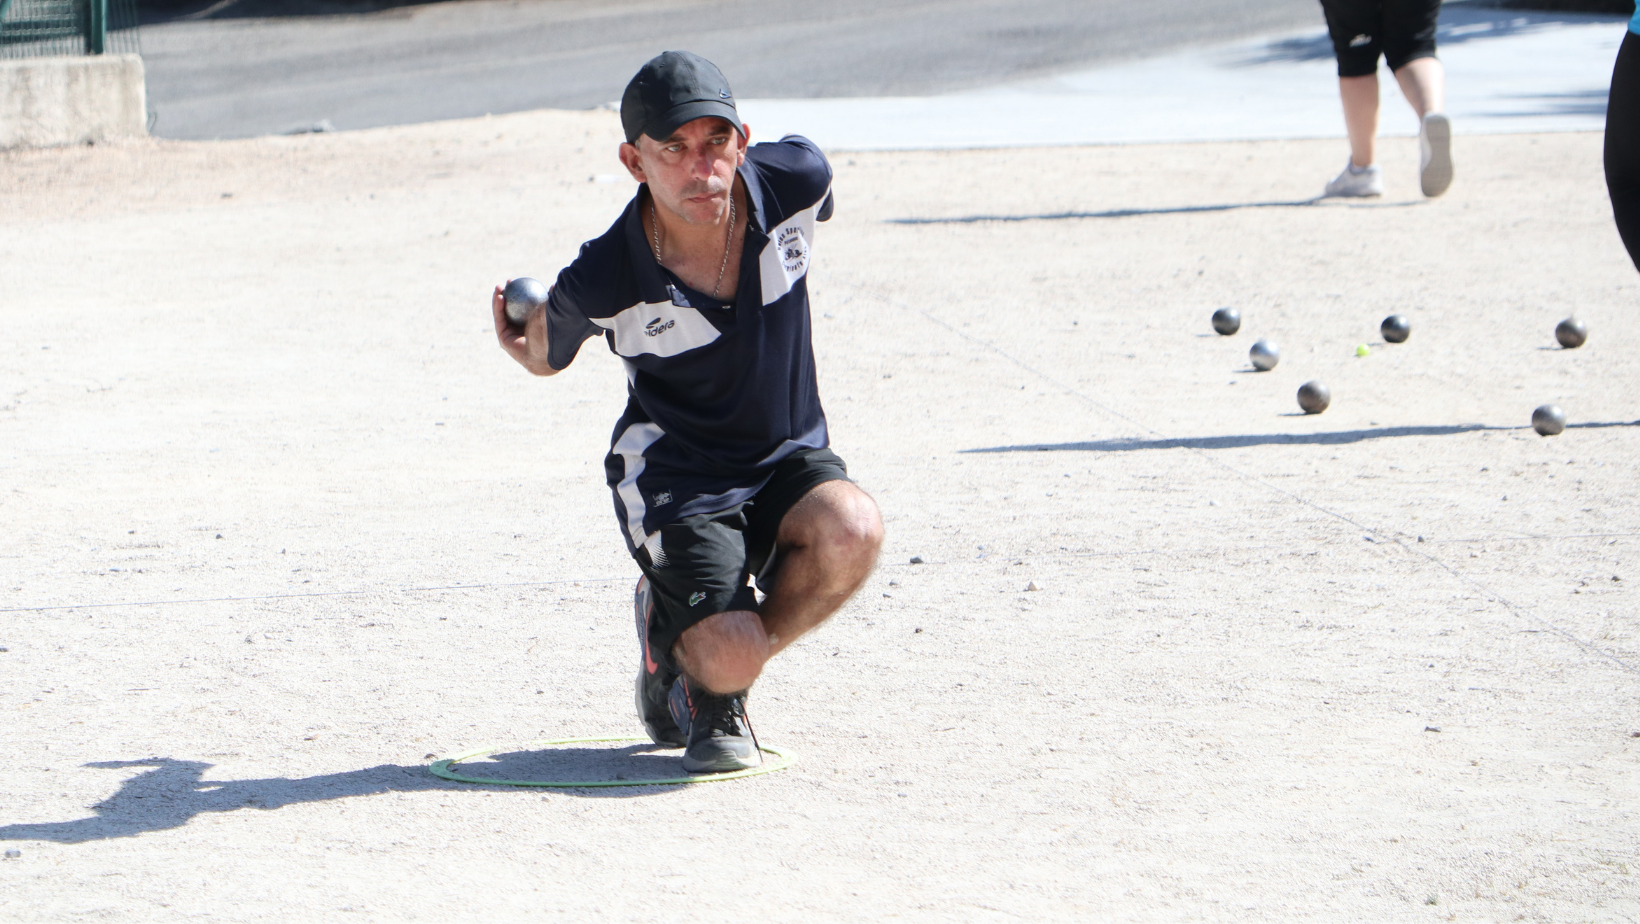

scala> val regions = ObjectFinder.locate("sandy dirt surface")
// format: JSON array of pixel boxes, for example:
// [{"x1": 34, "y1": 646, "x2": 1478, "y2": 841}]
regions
[{"x1": 1, "y1": 115, "x2": 1637, "y2": 921}]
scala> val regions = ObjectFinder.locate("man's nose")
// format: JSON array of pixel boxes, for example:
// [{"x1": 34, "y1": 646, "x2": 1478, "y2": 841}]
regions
[{"x1": 691, "y1": 148, "x2": 717, "y2": 179}]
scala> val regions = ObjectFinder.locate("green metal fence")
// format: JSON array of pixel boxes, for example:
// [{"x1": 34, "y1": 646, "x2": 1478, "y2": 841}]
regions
[{"x1": 0, "y1": 0, "x2": 141, "y2": 59}]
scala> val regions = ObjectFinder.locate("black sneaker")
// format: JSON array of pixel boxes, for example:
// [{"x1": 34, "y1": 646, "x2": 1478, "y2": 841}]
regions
[
  {"x1": 668, "y1": 676, "x2": 761, "y2": 773},
  {"x1": 634, "y1": 577, "x2": 685, "y2": 747}
]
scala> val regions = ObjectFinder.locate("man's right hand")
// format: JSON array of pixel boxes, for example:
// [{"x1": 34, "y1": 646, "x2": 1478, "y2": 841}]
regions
[{"x1": 493, "y1": 282, "x2": 559, "y2": 376}]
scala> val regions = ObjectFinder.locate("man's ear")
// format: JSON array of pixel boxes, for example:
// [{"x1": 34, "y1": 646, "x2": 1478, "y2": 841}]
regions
[
  {"x1": 736, "y1": 123, "x2": 751, "y2": 165},
  {"x1": 618, "y1": 142, "x2": 647, "y2": 183}
]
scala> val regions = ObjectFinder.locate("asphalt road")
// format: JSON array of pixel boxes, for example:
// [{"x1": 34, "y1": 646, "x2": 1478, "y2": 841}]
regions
[{"x1": 137, "y1": 0, "x2": 1322, "y2": 139}]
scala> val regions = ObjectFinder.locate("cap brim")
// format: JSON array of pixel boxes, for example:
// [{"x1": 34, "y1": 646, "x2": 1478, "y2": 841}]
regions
[{"x1": 642, "y1": 99, "x2": 743, "y2": 142}]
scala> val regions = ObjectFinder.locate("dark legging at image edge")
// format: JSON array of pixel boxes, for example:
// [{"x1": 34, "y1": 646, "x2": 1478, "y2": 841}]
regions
[{"x1": 1606, "y1": 30, "x2": 1640, "y2": 272}]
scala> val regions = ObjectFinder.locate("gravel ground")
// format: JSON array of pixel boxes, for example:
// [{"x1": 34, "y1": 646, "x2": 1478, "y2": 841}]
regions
[{"x1": 1, "y1": 114, "x2": 1637, "y2": 921}]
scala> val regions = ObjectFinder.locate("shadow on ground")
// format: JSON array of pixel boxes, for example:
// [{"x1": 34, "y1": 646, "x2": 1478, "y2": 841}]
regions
[
  {"x1": 885, "y1": 198, "x2": 1432, "y2": 225},
  {"x1": 1486, "y1": 88, "x2": 1611, "y2": 118},
  {"x1": 0, "y1": 746, "x2": 690, "y2": 843},
  {"x1": 965, "y1": 420, "x2": 1640, "y2": 454},
  {"x1": 1242, "y1": 4, "x2": 1629, "y2": 66}
]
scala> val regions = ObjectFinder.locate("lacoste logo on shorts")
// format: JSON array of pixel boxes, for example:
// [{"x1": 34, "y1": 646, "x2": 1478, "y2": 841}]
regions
[
  {"x1": 652, "y1": 491, "x2": 672, "y2": 505},
  {"x1": 689, "y1": 591, "x2": 707, "y2": 606},
  {"x1": 1349, "y1": 34, "x2": 1372, "y2": 47},
  {"x1": 644, "y1": 317, "x2": 676, "y2": 337}
]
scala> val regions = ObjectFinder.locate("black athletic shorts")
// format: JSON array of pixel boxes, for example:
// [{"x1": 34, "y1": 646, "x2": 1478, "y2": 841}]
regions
[
  {"x1": 634, "y1": 447, "x2": 850, "y2": 672},
  {"x1": 1319, "y1": 0, "x2": 1440, "y2": 77}
]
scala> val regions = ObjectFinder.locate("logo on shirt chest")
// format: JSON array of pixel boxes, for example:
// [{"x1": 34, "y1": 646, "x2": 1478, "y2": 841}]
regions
[
  {"x1": 644, "y1": 317, "x2": 676, "y2": 337},
  {"x1": 776, "y1": 225, "x2": 809, "y2": 277}
]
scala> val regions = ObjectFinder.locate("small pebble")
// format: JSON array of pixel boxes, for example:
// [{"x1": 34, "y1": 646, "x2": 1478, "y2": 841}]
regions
[
  {"x1": 1424, "y1": 726, "x2": 1441, "y2": 733},
  {"x1": 1025, "y1": 581, "x2": 1041, "y2": 592},
  {"x1": 4, "y1": 850, "x2": 19, "y2": 859},
  {"x1": 909, "y1": 555, "x2": 924, "y2": 564}
]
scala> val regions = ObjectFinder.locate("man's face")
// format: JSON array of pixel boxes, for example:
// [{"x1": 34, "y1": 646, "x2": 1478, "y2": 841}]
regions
[{"x1": 619, "y1": 116, "x2": 748, "y2": 226}]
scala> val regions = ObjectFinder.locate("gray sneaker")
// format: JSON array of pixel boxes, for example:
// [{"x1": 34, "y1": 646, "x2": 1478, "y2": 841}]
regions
[
  {"x1": 668, "y1": 676, "x2": 761, "y2": 773},
  {"x1": 1419, "y1": 112, "x2": 1453, "y2": 198},
  {"x1": 1324, "y1": 160, "x2": 1384, "y2": 198}
]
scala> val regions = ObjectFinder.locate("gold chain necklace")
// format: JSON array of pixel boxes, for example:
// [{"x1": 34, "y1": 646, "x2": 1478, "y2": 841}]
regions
[{"x1": 651, "y1": 185, "x2": 736, "y2": 300}]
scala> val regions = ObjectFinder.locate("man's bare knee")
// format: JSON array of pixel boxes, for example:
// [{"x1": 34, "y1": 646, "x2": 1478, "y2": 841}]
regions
[
  {"x1": 808, "y1": 488, "x2": 883, "y2": 575},
  {"x1": 787, "y1": 483, "x2": 883, "y2": 558},
  {"x1": 674, "y1": 610, "x2": 769, "y2": 694}
]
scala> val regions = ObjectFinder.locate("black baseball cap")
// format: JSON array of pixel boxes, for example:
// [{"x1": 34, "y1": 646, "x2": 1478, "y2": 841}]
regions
[{"x1": 621, "y1": 51, "x2": 743, "y2": 144}]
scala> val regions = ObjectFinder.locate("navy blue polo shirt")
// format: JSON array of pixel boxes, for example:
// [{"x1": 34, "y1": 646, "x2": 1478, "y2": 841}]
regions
[{"x1": 542, "y1": 135, "x2": 836, "y2": 554}]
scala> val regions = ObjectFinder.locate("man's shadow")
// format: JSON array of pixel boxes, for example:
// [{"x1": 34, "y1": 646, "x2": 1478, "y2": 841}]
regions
[{"x1": 1, "y1": 746, "x2": 685, "y2": 844}]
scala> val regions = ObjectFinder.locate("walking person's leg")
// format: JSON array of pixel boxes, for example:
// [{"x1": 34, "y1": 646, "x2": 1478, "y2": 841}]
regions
[
  {"x1": 1393, "y1": 55, "x2": 1445, "y2": 117},
  {"x1": 1384, "y1": 0, "x2": 1451, "y2": 196},
  {"x1": 1321, "y1": 0, "x2": 1387, "y2": 196},
  {"x1": 1340, "y1": 73, "x2": 1382, "y2": 171}
]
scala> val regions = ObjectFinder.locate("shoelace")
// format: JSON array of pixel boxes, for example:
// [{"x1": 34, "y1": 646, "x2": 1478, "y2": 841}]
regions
[{"x1": 700, "y1": 692, "x2": 760, "y2": 753}]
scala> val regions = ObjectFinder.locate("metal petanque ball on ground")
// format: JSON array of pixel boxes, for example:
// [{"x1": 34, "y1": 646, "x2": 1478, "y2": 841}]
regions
[
  {"x1": 1532, "y1": 404, "x2": 1567, "y2": 436},
  {"x1": 1297, "y1": 380, "x2": 1331, "y2": 414},
  {"x1": 504, "y1": 276, "x2": 550, "y2": 325},
  {"x1": 1555, "y1": 317, "x2": 1587, "y2": 349},
  {"x1": 1381, "y1": 314, "x2": 1411, "y2": 343},
  {"x1": 1249, "y1": 338, "x2": 1279, "y2": 371},
  {"x1": 1212, "y1": 307, "x2": 1241, "y2": 336}
]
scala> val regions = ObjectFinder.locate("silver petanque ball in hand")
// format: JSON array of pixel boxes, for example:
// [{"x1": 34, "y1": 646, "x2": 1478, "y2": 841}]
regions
[
  {"x1": 1531, "y1": 404, "x2": 1566, "y2": 436},
  {"x1": 1211, "y1": 307, "x2": 1241, "y2": 336},
  {"x1": 1249, "y1": 338, "x2": 1280, "y2": 371},
  {"x1": 1555, "y1": 317, "x2": 1587, "y2": 349},
  {"x1": 1297, "y1": 380, "x2": 1331, "y2": 414},
  {"x1": 503, "y1": 276, "x2": 549, "y2": 326}
]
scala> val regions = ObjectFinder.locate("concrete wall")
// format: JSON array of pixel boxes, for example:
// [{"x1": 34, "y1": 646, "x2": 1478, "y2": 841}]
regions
[{"x1": 0, "y1": 54, "x2": 147, "y2": 149}]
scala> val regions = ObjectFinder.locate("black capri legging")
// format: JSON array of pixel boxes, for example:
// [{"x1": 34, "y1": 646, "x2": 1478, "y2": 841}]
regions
[
  {"x1": 1606, "y1": 30, "x2": 1640, "y2": 273},
  {"x1": 1320, "y1": 0, "x2": 1441, "y2": 78}
]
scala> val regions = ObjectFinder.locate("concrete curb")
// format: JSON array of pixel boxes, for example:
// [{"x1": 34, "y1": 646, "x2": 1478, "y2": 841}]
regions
[{"x1": 1, "y1": 53, "x2": 147, "y2": 149}]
